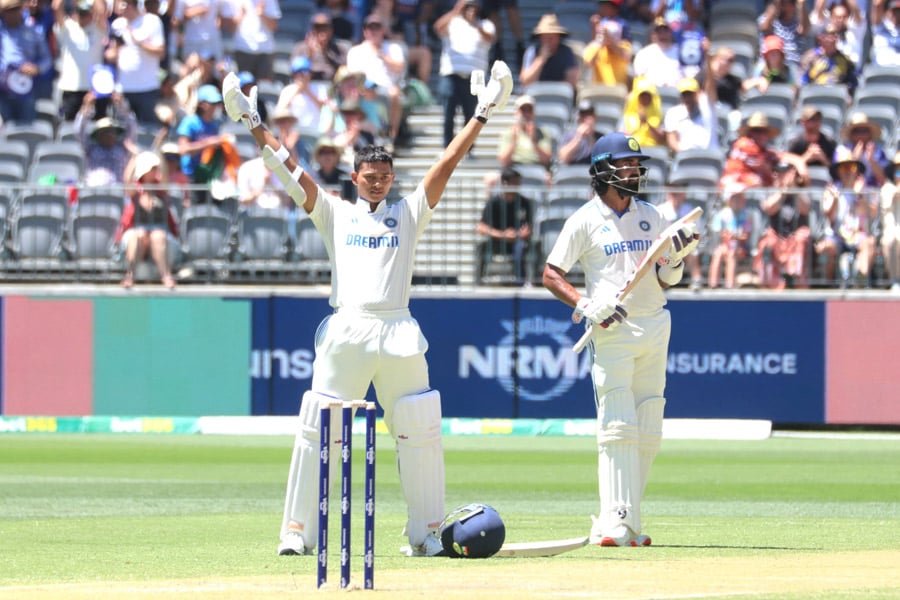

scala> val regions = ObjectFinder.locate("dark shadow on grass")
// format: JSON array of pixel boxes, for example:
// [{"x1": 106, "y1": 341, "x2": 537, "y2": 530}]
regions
[{"x1": 652, "y1": 545, "x2": 809, "y2": 550}]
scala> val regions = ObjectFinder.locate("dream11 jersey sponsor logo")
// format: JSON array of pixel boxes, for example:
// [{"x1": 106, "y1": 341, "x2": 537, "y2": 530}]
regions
[{"x1": 458, "y1": 316, "x2": 592, "y2": 401}]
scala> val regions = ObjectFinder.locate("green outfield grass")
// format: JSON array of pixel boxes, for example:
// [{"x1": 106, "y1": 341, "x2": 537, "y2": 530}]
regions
[{"x1": 2, "y1": 433, "x2": 899, "y2": 598}]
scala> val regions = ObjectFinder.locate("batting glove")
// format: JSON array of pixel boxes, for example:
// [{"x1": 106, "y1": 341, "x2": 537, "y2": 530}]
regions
[
  {"x1": 657, "y1": 255, "x2": 685, "y2": 286},
  {"x1": 573, "y1": 296, "x2": 628, "y2": 331},
  {"x1": 222, "y1": 71, "x2": 261, "y2": 130},
  {"x1": 668, "y1": 221, "x2": 700, "y2": 263},
  {"x1": 471, "y1": 60, "x2": 513, "y2": 122}
]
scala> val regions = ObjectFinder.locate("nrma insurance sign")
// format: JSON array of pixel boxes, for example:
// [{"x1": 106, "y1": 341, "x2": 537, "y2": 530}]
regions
[{"x1": 458, "y1": 315, "x2": 592, "y2": 402}]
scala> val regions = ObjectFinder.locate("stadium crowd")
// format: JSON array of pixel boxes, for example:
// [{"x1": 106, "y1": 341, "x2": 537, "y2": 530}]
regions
[{"x1": 0, "y1": 0, "x2": 898, "y2": 289}]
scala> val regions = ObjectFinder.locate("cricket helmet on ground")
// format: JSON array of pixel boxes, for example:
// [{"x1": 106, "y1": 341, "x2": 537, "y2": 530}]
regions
[{"x1": 439, "y1": 503, "x2": 506, "y2": 558}]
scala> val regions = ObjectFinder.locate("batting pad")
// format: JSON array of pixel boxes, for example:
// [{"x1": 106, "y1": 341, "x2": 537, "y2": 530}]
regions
[
  {"x1": 393, "y1": 389, "x2": 445, "y2": 546},
  {"x1": 595, "y1": 388, "x2": 641, "y2": 534},
  {"x1": 636, "y1": 397, "x2": 666, "y2": 498},
  {"x1": 280, "y1": 391, "x2": 340, "y2": 548}
]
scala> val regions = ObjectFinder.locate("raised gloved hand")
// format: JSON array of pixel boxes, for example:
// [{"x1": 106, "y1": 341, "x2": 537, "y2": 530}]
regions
[
  {"x1": 668, "y1": 221, "x2": 700, "y2": 263},
  {"x1": 573, "y1": 295, "x2": 628, "y2": 331},
  {"x1": 222, "y1": 71, "x2": 261, "y2": 130},
  {"x1": 471, "y1": 60, "x2": 513, "y2": 122}
]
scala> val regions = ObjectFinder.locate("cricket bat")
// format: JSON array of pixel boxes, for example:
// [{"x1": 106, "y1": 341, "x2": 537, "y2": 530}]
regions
[
  {"x1": 495, "y1": 536, "x2": 589, "y2": 558},
  {"x1": 572, "y1": 206, "x2": 703, "y2": 354}
]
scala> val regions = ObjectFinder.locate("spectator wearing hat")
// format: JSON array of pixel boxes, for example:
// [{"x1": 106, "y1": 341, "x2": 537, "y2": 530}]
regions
[
  {"x1": 52, "y1": 0, "x2": 108, "y2": 121},
  {"x1": 786, "y1": 105, "x2": 836, "y2": 171},
  {"x1": 118, "y1": 150, "x2": 179, "y2": 289},
  {"x1": 809, "y1": 0, "x2": 865, "y2": 68},
  {"x1": 707, "y1": 182, "x2": 754, "y2": 289},
  {"x1": 520, "y1": 14, "x2": 579, "y2": 88},
  {"x1": 333, "y1": 98, "x2": 378, "y2": 168},
  {"x1": 871, "y1": 0, "x2": 900, "y2": 66},
  {"x1": 743, "y1": 34, "x2": 798, "y2": 95},
  {"x1": 582, "y1": 2, "x2": 632, "y2": 87},
  {"x1": 311, "y1": 136, "x2": 349, "y2": 190},
  {"x1": 331, "y1": 67, "x2": 385, "y2": 136},
  {"x1": 230, "y1": 0, "x2": 281, "y2": 81},
  {"x1": 836, "y1": 113, "x2": 889, "y2": 187},
  {"x1": 346, "y1": 14, "x2": 407, "y2": 149},
  {"x1": 663, "y1": 75, "x2": 718, "y2": 153},
  {"x1": 292, "y1": 11, "x2": 350, "y2": 83},
  {"x1": 275, "y1": 56, "x2": 335, "y2": 163},
  {"x1": 755, "y1": 162, "x2": 812, "y2": 289},
  {"x1": 106, "y1": 0, "x2": 165, "y2": 124},
  {"x1": 721, "y1": 111, "x2": 805, "y2": 189},
  {"x1": 557, "y1": 99, "x2": 603, "y2": 165},
  {"x1": 433, "y1": 0, "x2": 495, "y2": 148},
  {"x1": 0, "y1": 0, "x2": 52, "y2": 123},
  {"x1": 800, "y1": 22, "x2": 857, "y2": 98},
  {"x1": 77, "y1": 92, "x2": 139, "y2": 186},
  {"x1": 171, "y1": 0, "x2": 234, "y2": 63},
  {"x1": 270, "y1": 103, "x2": 302, "y2": 164},
  {"x1": 632, "y1": 17, "x2": 683, "y2": 88},
  {"x1": 880, "y1": 151, "x2": 900, "y2": 291},
  {"x1": 758, "y1": 0, "x2": 810, "y2": 75},
  {"x1": 497, "y1": 95, "x2": 553, "y2": 172},
  {"x1": 622, "y1": 76, "x2": 665, "y2": 148},
  {"x1": 176, "y1": 83, "x2": 236, "y2": 204},
  {"x1": 819, "y1": 145, "x2": 877, "y2": 287}
]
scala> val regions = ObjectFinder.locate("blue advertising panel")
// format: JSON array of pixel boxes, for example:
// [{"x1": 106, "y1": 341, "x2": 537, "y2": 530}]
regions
[
  {"x1": 249, "y1": 296, "x2": 826, "y2": 423},
  {"x1": 666, "y1": 300, "x2": 825, "y2": 423},
  {"x1": 413, "y1": 297, "x2": 597, "y2": 419},
  {"x1": 249, "y1": 296, "x2": 331, "y2": 415}
]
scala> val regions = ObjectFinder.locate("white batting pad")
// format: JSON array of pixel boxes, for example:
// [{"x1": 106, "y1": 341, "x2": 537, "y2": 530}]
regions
[
  {"x1": 595, "y1": 388, "x2": 641, "y2": 534},
  {"x1": 392, "y1": 389, "x2": 445, "y2": 546},
  {"x1": 636, "y1": 397, "x2": 666, "y2": 498},
  {"x1": 280, "y1": 391, "x2": 342, "y2": 548}
]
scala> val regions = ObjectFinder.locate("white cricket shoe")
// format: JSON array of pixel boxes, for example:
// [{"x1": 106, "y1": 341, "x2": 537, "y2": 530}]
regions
[
  {"x1": 589, "y1": 516, "x2": 649, "y2": 547},
  {"x1": 403, "y1": 532, "x2": 445, "y2": 557},
  {"x1": 277, "y1": 531, "x2": 310, "y2": 556}
]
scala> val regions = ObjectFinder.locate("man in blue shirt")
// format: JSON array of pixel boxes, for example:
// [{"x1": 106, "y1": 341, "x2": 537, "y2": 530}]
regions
[
  {"x1": 176, "y1": 84, "x2": 233, "y2": 205},
  {"x1": 0, "y1": 0, "x2": 52, "y2": 123}
]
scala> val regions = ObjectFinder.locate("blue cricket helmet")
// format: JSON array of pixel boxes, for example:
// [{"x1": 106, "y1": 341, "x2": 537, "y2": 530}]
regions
[
  {"x1": 439, "y1": 503, "x2": 506, "y2": 558},
  {"x1": 590, "y1": 132, "x2": 649, "y2": 166},
  {"x1": 589, "y1": 132, "x2": 650, "y2": 196}
]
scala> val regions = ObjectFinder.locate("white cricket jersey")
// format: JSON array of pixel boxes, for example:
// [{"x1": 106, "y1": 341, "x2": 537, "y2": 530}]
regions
[
  {"x1": 546, "y1": 195, "x2": 669, "y2": 317},
  {"x1": 308, "y1": 184, "x2": 433, "y2": 311}
]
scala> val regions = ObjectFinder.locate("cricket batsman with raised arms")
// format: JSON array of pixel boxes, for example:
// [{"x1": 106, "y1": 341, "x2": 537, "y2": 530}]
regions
[
  {"x1": 221, "y1": 61, "x2": 513, "y2": 557},
  {"x1": 542, "y1": 132, "x2": 700, "y2": 547}
]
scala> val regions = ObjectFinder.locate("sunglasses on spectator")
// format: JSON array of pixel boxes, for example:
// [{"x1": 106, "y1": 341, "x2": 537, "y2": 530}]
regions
[{"x1": 850, "y1": 127, "x2": 871, "y2": 136}]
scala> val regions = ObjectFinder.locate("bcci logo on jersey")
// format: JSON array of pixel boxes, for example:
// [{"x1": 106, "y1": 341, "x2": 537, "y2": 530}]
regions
[{"x1": 458, "y1": 316, "x2": 591, "y2": 401}]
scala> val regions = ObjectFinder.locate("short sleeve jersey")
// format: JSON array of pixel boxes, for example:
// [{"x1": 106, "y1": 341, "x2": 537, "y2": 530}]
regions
[
  {"x1": 546, "y1": 196, "x2": 669, "y2": 317},
  {"x1": 308, "y1": 184, "x2": 433, "y2": 311}
]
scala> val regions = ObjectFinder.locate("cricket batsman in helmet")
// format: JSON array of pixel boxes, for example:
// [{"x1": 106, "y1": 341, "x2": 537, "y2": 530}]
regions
[{"x1": 541, "y1": 132, "x2": 700, "y2": 546}]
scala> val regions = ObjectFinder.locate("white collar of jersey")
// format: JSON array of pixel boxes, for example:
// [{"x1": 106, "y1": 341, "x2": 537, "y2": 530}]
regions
[
  {"x1": 593, "y1": 195, "x2": 636, "y2": 217},
  {"x1": 352, "y1": 197, "x2": 386, "y2": 213}
]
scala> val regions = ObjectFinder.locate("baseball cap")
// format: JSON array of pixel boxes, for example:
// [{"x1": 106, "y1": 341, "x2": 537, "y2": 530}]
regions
[
  {"x1": 76, "y1": 0, "x2": 93, "y2": 11},
  {"x1": 291, "y1": 55, "x2": 311, "y2": 73},
  {"x1": 133, "y1": 151, "x2": 160, "y2": 181},
  {"x1": 237, "y1": 71, "x2": 255, "y2": 87},
  {"x1": 197, "y1": 84, "x2": 222, "y2": 104},
  {"x1": 160, "y1": 142, "x2": 180, "y2": 157},
  {"x1": 577, "y1": 99, "x2": 595, "y2": 114},
  {"x1": 761, "y1": 35, "x2": 785, "y2": 56},
  {"x1": 363, "y1": 14, "x2": 384, "y2": 27},
  {"x1": 677, "y1": 77, "x2": 699, "y2": 94}
]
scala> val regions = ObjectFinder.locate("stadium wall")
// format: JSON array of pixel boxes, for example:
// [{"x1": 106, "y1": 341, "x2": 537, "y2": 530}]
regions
[{"x1": 1, "y1": 292, "x2": 898, "y2": 425}]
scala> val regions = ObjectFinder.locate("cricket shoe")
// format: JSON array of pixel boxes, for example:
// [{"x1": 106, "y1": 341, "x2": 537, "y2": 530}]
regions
[
  {"x1": 589, "y1": 519, "x2": 649, "y2": 547},
  {"x1": 277, "y1": 531, "x2": 311, "y2": 556},
  {"x1": 401, "y1": 532, "x2": 446, "y2": 557}
]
